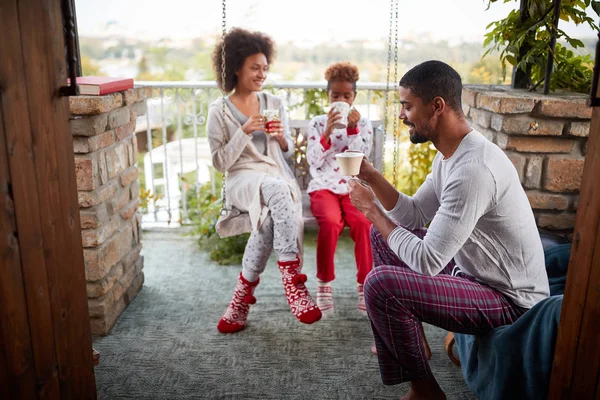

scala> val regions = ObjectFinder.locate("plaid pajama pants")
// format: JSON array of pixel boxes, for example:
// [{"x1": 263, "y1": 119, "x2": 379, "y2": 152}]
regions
[{"x1": 364, "y1": 226, "x2": 528, "y2": 385}]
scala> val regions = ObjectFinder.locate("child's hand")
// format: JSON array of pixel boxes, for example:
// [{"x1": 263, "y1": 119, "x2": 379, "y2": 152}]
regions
[
  {"x1": 347, "y1": 108, "x2": 360, "y2": 128},
  {"x1": 324, "y1": 108, "x2": 342, "y2": 138}
]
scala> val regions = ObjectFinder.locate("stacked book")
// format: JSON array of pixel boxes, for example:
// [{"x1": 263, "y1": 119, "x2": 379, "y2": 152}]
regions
[{"x1": 69, "y1": 76, "x2": 134, "y2": 95}]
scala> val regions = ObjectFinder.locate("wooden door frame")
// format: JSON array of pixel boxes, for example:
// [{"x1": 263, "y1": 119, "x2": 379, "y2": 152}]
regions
[
  {"x1": 0, "y1": 0, "x2": 97, "y2": 398},
  {"x1": 548, "y1": 33, "x2": 600, "y2": 399}
]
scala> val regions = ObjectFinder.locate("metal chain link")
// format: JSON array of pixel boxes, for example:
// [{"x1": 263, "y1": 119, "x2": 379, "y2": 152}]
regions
[
  {"x1": 392, "y1": 0, "x2": 400, "y2": 188},
  {"x1": 219, "y1": 0, "x2": 229, "y2": 216},
  {"x1": 381, "y1": 0, "x2": 395, "y2": 177}
]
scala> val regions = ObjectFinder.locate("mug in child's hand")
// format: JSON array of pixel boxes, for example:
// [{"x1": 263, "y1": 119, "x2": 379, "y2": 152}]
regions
[{"x1": 330, "y1": 101, "x2": 350, "y2": 129}]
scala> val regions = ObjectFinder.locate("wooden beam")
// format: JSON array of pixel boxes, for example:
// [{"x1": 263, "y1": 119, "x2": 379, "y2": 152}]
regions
[
  {"x1": 1, "y1": 1, "x2": 61, "y2": 398},
  {"x1": 0, "y1": 73, "x2": 39, "y2": 400},
  {"x1": 563, "y1": 107, "x2": 600, "y2": 398},
  {"x1": 15, "y1": 0, "x2": 96, "y2": 397},
  {"x1": 0, "y1": 0, "x2": 96, "y2": 397},
  {"x1": 548, "y1": 56, "x2": 600, "y2": 399},
  {"x1": 41, "y1": 0, "x2": 97, "y2": 396}
]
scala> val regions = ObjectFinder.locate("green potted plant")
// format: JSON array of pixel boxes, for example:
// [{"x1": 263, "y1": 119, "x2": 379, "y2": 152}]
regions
[{"x1": 484, "y1": 0, "x2": 599, "y2": 93}]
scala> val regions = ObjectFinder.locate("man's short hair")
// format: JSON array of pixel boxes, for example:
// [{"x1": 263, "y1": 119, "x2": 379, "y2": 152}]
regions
[{"x1": 399, "y1": 60, "x2": 463, "y2": 114}]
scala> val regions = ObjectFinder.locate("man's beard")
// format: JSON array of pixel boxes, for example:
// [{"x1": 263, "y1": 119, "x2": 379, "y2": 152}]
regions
[
  {"x1": 409, "y1": 131, "x2": 428, "y2": 144},
  {"x1": 407, "y1": 123, "x2": 430, "y2": 144}
]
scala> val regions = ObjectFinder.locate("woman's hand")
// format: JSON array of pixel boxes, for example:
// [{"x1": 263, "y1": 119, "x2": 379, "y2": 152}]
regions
[
  {"x1": 241, "y1": 115, "x2": 265, "y2": 135},
  {"x1": 347, "y1": 107, "x2": 360, "y2": 128},
  {"x1": 324, "y1": 108, "x2": 342, "y2": 140},
  {"x1": 267, "y1": 121, "x2": 289, "y2": 152}
]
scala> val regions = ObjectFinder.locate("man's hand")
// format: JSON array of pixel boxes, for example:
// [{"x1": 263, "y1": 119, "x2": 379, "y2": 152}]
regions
[
  {"x1": 349, "y1": 177, "x2": 398, "y2": 241},
  {"x1": 356, "y1": 158, "x2": 379, "y2": 183},
  {"x1": 348, "y1": 178, "x2": 378, "y2": 218}
]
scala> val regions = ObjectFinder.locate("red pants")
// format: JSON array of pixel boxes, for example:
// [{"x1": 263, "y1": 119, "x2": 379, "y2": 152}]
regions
[{"x1": 309, "y1": 190, "x2": 373, "y2": 284}]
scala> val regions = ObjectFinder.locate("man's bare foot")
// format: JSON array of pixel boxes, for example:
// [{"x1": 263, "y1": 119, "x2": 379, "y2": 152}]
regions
[
  {"x1": 371, "y1": 344, "x2": 377, "y2": 355},
  {"x1": 400, "y1": 379, "x2": 446, "y2": 400},
  {"x1": 419, "y1": 324, "x2": 432, "y2": 360},
  {"x1": 423, "y1": 340, "x2": 432, "y2": 360}
]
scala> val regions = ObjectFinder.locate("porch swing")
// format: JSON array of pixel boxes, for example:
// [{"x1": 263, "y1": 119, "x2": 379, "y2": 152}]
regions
[{"x1": 217, "y1": 0, "x2": 404, "y2": 221}]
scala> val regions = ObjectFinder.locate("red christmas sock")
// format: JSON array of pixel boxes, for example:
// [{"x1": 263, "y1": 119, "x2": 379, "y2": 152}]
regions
[
  {"x1": 277, "y1": 258, "x2": 322, "y2": 324},
  {"x1": 217, "y1": 273, "x2": 259, "y2": 334},
  {"x1": 357, "y1": 283, "x2": 367, "y2": 317},
  {"x1": 317, "y1": 280, "x2": 334, "y2": 317}
]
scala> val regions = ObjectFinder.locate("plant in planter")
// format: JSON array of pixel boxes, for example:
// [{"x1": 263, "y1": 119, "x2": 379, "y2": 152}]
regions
[
  {"x1": 484, "y1": 0, "x2": 599, "y2": 93},
  {"x1": 186, "y1": 177, "x2": 250, "y2": 265}
]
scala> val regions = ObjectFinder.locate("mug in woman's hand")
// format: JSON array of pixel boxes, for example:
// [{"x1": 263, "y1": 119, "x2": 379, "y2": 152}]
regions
[{"x1": 262, "y1": 109, "x2": 280, "y2": 134}]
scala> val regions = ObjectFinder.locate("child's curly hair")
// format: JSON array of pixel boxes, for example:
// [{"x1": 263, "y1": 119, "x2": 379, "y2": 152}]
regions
[
  {"x1": 212, "y1": 28, "x2": 275, "y2": 93},
  {"x1": 324, "y1": 62, "x2": 360, "y2": 91}
]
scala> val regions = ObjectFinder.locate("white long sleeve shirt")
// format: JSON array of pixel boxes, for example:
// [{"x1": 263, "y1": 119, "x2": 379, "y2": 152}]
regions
[
  {"x1": 387, "y1": 130, "x2": 549, "y2": 309},
  {"x1": 306, "y1": 115, "x2": 373, "y2": 194}
]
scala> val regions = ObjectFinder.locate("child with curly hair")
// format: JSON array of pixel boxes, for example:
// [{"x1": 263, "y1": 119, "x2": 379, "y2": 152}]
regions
[
  {"x1": 306, "y1": 62, "x2": 374, "y2": 317},
  {"x1": 207, "y1": 28, "x2": 322, "y2": 333}
]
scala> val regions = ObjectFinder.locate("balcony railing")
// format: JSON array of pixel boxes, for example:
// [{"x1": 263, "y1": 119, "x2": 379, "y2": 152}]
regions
[{"x1": 135, "y1": 81, "x2": 398, "y2": 227}]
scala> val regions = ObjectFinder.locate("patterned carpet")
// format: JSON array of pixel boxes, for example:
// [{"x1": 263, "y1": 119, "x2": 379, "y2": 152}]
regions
[{"x1": 93, "y1": 229, "x2": 476, "y2": 400}]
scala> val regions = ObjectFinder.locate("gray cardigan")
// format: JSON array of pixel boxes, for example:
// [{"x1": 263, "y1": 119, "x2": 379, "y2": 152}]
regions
[{"x1": 206, "y1": 93, "x2": 304, "y2": 258}]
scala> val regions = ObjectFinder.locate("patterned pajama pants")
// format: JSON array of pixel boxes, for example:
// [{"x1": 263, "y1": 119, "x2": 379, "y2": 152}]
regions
[
  {"x1": 365, "y1": 226, "x2": 528, "y2": 385},
  {"x1": 242, "y1": 177, "x2": 299, "y2": 281}
]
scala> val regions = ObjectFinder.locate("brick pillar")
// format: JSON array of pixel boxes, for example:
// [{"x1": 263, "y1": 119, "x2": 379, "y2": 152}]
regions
[
  {"x1": 463, "y1": 85, "x2": 591, "y2": 235},
  {"x1": 69, "y1": 87, "x2": 150, "y2": 335}
]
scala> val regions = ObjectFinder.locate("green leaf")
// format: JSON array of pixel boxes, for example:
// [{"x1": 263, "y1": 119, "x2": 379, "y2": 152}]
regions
[
  {"x1": 571, "y1": 38, "x2": 585, "y2": 48},
  {"x1": 593, "y1": 0, "x2": 600, "y2": 15},
  {"x1": 506, "y1": 55, "x2": 518, "y2": 66}
]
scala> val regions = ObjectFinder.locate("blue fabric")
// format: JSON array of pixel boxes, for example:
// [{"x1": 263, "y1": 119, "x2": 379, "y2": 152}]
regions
[{"x1": 454, "y1": 244, "x2": 571, "y2": 400}]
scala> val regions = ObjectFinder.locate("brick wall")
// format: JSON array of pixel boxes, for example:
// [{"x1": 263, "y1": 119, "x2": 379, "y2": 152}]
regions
[
  {"x1": 70, "y1": 87, "x2": 149, "y2": 335},
  {"x1": 463, "y1": 85, "x2": 591, "y2": 235}
]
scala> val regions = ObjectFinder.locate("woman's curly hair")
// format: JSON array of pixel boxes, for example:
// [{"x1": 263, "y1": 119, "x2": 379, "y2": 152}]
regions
[
  {"x1": 212, "y1": 28, "x2": 275, "y2": 93},
  {"x1": 324, "y1": 62, "x2": 360, "y2": 91}
]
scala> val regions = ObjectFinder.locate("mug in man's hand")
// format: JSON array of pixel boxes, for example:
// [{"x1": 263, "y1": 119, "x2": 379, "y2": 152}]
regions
[{"x1": 335, "y1": 151, "x2": 364, "y2": 176}]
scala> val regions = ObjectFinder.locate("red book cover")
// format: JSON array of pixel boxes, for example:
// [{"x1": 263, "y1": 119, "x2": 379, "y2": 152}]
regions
[{"x1": 68, "y1": 76, "x2": 134, "y2": 95}]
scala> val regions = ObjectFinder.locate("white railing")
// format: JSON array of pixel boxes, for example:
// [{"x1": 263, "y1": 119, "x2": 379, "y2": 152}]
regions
[{"x1": 135, "y1": 81, "x2": 398, "y2": 227}]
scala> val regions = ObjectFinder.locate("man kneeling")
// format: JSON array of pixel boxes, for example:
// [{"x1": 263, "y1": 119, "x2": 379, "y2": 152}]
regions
[{"x1": 348, "y1": 60, "x2": 549, "y2": 400}]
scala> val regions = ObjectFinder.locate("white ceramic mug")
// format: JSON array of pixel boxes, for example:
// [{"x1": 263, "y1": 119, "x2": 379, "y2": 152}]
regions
[
  {"x1": 335, "y1": 151, "x2": 364, "y2": 176},
  {"x1": 330, "y1": 101, "x2": 350, "y2": 129}
]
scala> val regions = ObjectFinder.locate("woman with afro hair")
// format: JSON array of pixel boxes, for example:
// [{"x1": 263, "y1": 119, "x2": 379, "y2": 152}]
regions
[
  {"x1": 207, "y1": 28, "x2": 321, "y2": 333},
  {"x1": 306, "y1": 62, "x2": 374, "y2": 317}
]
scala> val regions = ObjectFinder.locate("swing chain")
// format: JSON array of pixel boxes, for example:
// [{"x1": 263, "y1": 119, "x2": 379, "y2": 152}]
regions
[
  {"x1": 220, "y1": 0, "x2": 229, "y2": 216},
  {"x1": 381, "y1": 0, "x2": 395, "y2": 178},
  {"x1": 392, "y1": 0, "x2": 400, "y2": 188}
]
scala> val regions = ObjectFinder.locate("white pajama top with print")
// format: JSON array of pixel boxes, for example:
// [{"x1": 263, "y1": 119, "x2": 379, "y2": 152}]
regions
[{"x1": 306, "y1": 115, "x2": 373, "y2": 195}]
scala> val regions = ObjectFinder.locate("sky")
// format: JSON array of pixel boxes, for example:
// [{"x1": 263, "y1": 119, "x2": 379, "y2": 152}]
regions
[{"x1": 75, "y1": 0, "x2": 598, "y2": 44}]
